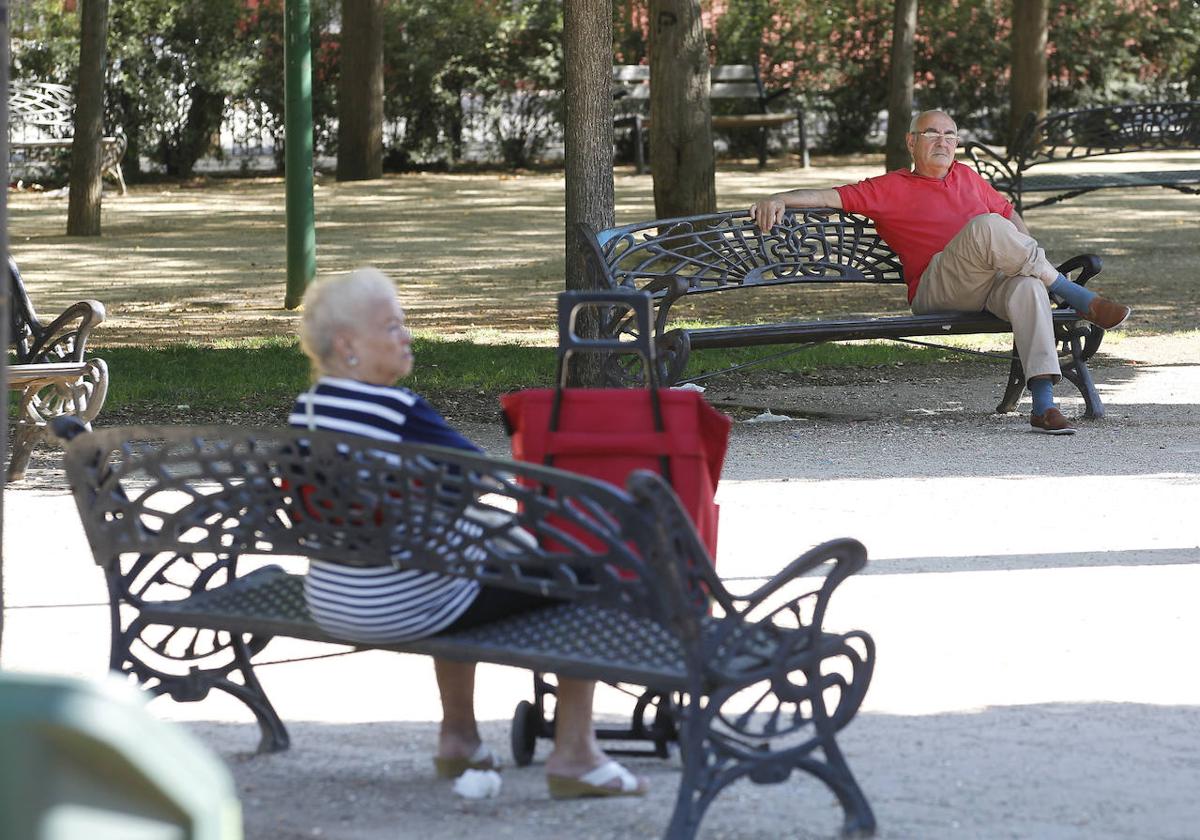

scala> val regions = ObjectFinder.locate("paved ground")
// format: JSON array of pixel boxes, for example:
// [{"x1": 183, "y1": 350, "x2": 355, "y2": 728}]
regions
[{"x1": 3, "y1": 335, "x2": 1199, "y2": 839}]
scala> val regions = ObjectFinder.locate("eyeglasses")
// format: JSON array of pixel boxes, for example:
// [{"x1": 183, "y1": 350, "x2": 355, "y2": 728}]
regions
[{"x1": 914, "y1": 129, "x2": 959, "y2": 143}]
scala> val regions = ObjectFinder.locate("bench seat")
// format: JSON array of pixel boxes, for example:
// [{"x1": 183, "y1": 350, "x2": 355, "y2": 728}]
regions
[
  {"x1": 146, "y1": 565, "x2": 852, "y2": 694},
  {"x1": 684, "y1": 308, "x2": 1094, "y2": 350},
  {"x1": 145, "y1": 566, "x2": 692, "y2": 689}
]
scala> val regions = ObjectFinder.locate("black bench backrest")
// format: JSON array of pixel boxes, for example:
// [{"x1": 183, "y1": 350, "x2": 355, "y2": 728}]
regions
[
  {"x1": 63, "y1": 426, "x2": 726, "y2": 633},
  {"x1": 590, "y1": 210, "x2": 905, "y2": 296},
  {"x1": 1016, "y1": 101, "x2": 1200, "y2": 168}
]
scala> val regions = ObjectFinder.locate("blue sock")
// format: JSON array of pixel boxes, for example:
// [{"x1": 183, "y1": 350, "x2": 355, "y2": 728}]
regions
[
  {"x1": 1028, "y1": 377, "x2": 1055, "y2": 415},
  {"x1": 1048, "y1": 273, "x2": 1097, "y2": 312}
]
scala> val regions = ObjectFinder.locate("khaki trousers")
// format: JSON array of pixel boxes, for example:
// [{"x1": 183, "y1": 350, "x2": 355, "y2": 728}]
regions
[{"x1": 913, "y1": 213, "x2": 1062, "y2": 380}]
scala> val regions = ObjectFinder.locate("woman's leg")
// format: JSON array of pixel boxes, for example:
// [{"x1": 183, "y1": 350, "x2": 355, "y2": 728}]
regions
[
  {"x1": 545, "y1": 677, "x2": 648, "y2": 793},
  {"x1": 433, "y1": 658, "x2": 482, "y2": 760}
]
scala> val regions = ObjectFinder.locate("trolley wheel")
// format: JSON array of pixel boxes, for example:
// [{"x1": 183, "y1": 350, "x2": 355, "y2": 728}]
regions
[{"x1": 511, "y1": 699, "x2": 539, "y2": 767}]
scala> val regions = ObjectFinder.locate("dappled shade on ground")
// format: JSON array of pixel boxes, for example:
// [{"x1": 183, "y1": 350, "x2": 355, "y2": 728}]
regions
[{"x1": 7, "y1": 154, "x2": 1200, "y2": 347}]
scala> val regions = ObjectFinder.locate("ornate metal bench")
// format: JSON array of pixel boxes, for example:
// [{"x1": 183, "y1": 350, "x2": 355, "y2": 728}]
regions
[
  {"x1": 8, "y1": 82, "x2": 128, "y2": 194},
  {"x1": 58, "y1": 422, "x2": 876, "y2": 839},
  {"x1": 7, "y1": 258, "x2": 108, "y2": 481},
  {"x1": 582, "y1": 209, "x2": 1111, "y2": 418},
  {"x1": 964, "y1": 101, "x2": 1200, "y2": 213}
]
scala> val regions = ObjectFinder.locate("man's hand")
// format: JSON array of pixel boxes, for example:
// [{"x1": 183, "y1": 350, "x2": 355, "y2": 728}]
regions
[
  {"x1": 749, "y1": 196, "x2": 787, "y2": 233},
  {"x1": 748, "y1": 189, "x2": 844, "y2": 233}
]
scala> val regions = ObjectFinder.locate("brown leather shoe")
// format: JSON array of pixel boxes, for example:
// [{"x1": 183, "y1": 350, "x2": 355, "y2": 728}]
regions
[
  {"x1": 1030, "y1": 407, "x2": 1076, "y2": 435},
  {"x1": 1077, "y1": 296, "x2": 1131, "y2": 330}
]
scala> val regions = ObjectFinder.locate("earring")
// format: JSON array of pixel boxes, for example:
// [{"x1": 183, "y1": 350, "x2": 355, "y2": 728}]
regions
[{"x1": 347, "y1": 355, "x2": 359, "y2": 367}]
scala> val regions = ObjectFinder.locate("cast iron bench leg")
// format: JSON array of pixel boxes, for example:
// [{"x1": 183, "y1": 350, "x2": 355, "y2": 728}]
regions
[
  {"x1": 996, "y1": 341, "x2": 1026, "y2": 414},
  {"x1": 805, "y1": 732, "x2": 878, "y2": 837},
  {"x1": 196, "y1": 638, "x2": 291, "y2": 754},
  {"x1": 130, "y1": 628, "x2": 290, "y2": 754},
  {"x1": 666, "y1": 694, "x2": 875, "y2": 839},
  {"x1": 7, "y1": 423, "x2": 40, "y2": 482},
  {"x1": 1060, "y1": 332, "x2": 1105, "y2": 419}
]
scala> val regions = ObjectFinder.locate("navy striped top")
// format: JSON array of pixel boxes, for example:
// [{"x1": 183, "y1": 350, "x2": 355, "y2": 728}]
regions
[{"x1": 289, "y1": 377, "x2": 482, "y2": 643}]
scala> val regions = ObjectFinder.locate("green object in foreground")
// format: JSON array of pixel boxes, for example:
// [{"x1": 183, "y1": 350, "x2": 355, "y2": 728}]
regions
[
  {"x1": 0, "y1": 672, "x2": 242, "y2": 840},
  {"x1": 283, "y1": 0, "x2": 316, "y2": 310}
]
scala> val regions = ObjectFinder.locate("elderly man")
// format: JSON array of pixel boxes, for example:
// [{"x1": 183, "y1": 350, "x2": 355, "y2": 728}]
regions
[{"x1": 750, "y1": 109, "x2": 1130, "y2": 435}]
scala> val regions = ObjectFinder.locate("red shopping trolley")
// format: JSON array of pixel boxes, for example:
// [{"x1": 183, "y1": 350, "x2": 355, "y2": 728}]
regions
[{"x1": 500, "y1": 290, "x2": 731, "y2": 764}]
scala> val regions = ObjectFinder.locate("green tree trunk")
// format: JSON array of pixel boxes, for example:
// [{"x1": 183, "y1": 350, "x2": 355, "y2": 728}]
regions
[
  {"x1": 66, "y1": 0, "x2": 109, "y2": 236},
  {"x1": 649, "y1": 0, "x2": 715, "y2": 218},
  {"x1": 562, "y1": 0, "x2": 615, "y2": 386},
  {"x1": 885, "y1": 0, "x2": 917, "y2": 172},
  {"x1": 337, "y1": 0, "x2": 384, "y2": 181}
]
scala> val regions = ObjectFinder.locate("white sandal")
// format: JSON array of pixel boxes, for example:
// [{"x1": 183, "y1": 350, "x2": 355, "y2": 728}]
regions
[{"x1": 546, "y1": 760, "x2": 646, "y2": 799}]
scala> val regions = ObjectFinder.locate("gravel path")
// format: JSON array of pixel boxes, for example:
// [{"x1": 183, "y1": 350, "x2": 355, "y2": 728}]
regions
[{"x1": 4, "y1": 334, "x2": 1198, "y2": 839}]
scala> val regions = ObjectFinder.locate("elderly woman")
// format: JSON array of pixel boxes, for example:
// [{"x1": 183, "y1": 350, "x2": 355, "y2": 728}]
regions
[{"x1": 291, "y1": 267, "x2": 646, "y2": 798}]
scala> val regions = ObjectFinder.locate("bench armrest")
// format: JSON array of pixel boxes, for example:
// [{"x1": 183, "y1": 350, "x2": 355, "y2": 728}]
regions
[
  {"x1": 731, "y1": 536, "x2": 866, "y2": 634},
  {"x1": 1055, "y1": 254, "x2": 1102, "y2": 288},
  {"x1": 25, "y1": 299, "x2": 107, "y2": 363},
  {"x1": 707, "y1": 537, "x2": 873, "y2": 731}
]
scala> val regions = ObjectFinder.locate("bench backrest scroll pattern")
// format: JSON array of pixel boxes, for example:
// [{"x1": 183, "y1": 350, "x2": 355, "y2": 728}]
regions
[
  {"x1": 594, "y1": 210, "x2": 904, "y2": 297},
  {"x1": 63, "y1": 427, "x2": 705, "y2": 624}
]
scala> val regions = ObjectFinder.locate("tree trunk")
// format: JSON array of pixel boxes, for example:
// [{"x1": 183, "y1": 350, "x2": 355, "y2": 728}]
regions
[
  {"x1": 649, "y1": 0, "x2": 715, "y2": 219},
  {"x1": 337, "y1": 0, "x2": 384, "y2": 181},
  {"x1": 66, "y1": 0, "x2": 109, "y2": 236},
  {"x1": 165, "y1": 87, "x2": 225, "y2": 178},
  {"x1": 116, "y1": 89, "x2": 143, "y2": 182},
  {"x1": 562, "y1": 0, "x2": 615, "y2": 387},
  {"x1": 1010, "y1": 0, "x2": 1048, "y2": 150},
  {"x1": 885, "y1": 0, "x2": 917, "y2": 172}
]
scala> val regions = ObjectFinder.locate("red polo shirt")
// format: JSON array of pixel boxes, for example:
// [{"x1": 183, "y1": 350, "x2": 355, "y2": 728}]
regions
[{"x1": 834, "y1": 162, "x2": 1014, "y2": 302}]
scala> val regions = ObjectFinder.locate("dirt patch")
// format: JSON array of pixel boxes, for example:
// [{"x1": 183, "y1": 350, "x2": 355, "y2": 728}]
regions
[{"x1": 8, "y1": 156, "x2": 1200, "y2": 349}]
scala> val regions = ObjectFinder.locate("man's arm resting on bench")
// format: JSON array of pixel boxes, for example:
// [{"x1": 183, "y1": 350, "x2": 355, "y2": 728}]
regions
[{"x1": 749, "y1": 188, "x2": 844, "y2": 232}]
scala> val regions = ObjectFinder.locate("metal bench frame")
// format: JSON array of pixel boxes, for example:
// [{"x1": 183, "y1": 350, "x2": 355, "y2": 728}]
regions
[
  {"x1": 7, "y1": 258, "x2": 107, "y2": 481},
  {"x1": 613, "y1": 64, "x2": 805, "y2": 173},
  {"x1": 581, "y1": 209, "x2": 1109, "y2": 418},
  {"x1": 964, "y1": 101, "x2": 1200, "y2": 213},
  {"x1": 60, "y1": 424, "x2": 877, "y2": 839},
  {"x1": 8, "y1": 81, "x2": 128, "y2": 194}
]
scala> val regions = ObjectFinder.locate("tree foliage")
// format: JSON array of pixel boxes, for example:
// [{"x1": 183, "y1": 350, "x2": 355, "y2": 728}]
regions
[
  {"x1": 713, "y1": 0, "x2": 1200, "y2": 148},
  {"x1": 9, "y1": 0, "x2": 1200, "y2": 168}
]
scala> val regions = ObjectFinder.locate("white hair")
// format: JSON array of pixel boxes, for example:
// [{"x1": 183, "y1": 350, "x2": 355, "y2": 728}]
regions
[
  {"x1": 909, "y1": 109, "x2": 955, "y2": 132},
  {"x1": 298, "y1": 267, "x2": 397, "y2": 375}
]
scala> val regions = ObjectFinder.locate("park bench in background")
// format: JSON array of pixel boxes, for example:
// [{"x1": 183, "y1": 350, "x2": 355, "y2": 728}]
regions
[
  {"x1": 580, "y1": 210, "x2": 1111, "y2": 418},
  {"x1": 9, "y1": 82, "x2": 128, "y2": 194},
  {"x1": 963, "y1": 101, "x2": 1200, "y2": 213},
  {"x1": 613, "y1": 64, "x2": 806, "y2": 174},
  {"x1": 58, "y1": 422, "x2": 876, "y2": 839},
  {"x1": 7, "y1": 258, "x2": 108, "y2": 481}
]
